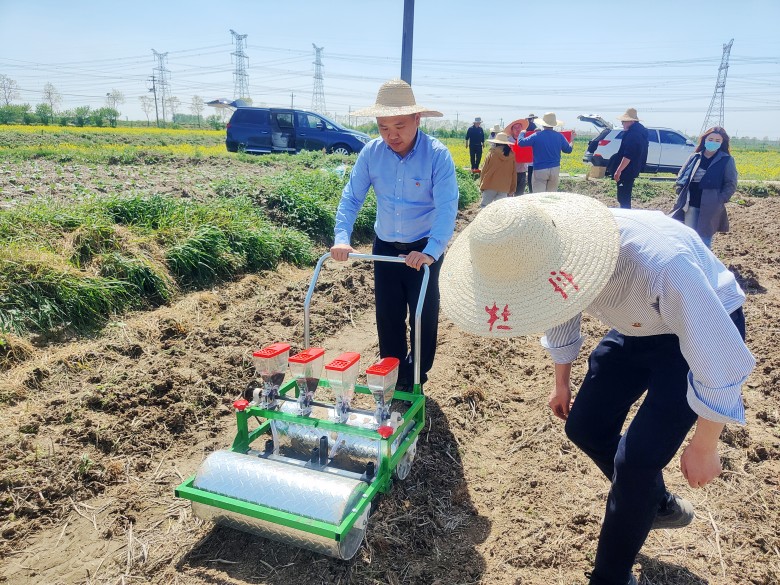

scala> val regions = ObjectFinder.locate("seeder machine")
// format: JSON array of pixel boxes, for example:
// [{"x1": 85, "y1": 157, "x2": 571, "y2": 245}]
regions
[{"x1": 176, "y1": 254, "x2": 428, "y2": 559}]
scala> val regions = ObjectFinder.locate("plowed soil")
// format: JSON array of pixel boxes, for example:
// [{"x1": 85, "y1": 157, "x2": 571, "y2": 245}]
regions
[{"x1": 1, "y1": 178, "x2": 778, "y2": 585}]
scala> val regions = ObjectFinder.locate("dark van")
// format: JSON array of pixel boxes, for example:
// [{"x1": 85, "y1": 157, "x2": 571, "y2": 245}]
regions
[{"x1": 226, "y1": 108, "x2": 371, "y2": 155}]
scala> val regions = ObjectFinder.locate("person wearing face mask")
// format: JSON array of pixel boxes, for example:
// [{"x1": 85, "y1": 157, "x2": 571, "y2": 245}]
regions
[{"x1": 670, "y1": 127, "x2": 738, "y2": 248}]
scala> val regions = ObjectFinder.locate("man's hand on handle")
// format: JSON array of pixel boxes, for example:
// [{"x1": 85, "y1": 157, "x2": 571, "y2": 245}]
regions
[
  {"x1": 330, "y1": 243, "x2": 354, "y2": 261},
  {"x1": 401, "y1": 251, "x2": 434, "y2": 271}
]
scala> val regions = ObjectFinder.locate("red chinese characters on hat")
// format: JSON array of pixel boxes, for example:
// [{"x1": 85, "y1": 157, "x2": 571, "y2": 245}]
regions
[
  {"x1": 548, "y1": 269, "x2": 579, "y2": 300},
  {"x1": 485, "y1": 302, "x2": 512, "y2": 331}
]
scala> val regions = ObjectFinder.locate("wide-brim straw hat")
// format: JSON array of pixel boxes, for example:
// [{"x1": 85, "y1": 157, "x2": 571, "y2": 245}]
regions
[
  {"x1": 351, "y1": 79, "x2": 443, "y2": 118},
  {"x1": 490, "y1": 124, "x2": 501, "y2": 133},
  {"x1": 618, "y1": 107, "x2": 640, "y2": 122},
  {"x1": 538, "y1": 112, "x2": 564, "y2": 128},
  {"x1": 487, "y1": 131, "x2": 514, "y2": 145},
  {"x1": 440, "y1": 193, "x2": 620, "y2": 338},
  {"x1": 503, "y1": 118, "x2": 529, "y2": 136}
]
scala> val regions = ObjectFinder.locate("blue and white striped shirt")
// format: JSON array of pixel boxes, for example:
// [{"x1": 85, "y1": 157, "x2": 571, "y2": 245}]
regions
[
  {"x1": 541, "y1": 208, "x2": 755, "y2": 425},
  {"x1": 334, "y1": 130, "x2": 459, "y2": 261}
]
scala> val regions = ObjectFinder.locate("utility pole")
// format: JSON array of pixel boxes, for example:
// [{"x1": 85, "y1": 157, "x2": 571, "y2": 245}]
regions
[
  {"x1": 311, "y1": 44, "x2": 326, "y2": 114},
  {"x1": 290, "y1": 92, "x2": 295, "y2": 108},
  {"x1": 400, "y1": 0, "x2": 414, "y2": 84},
  {"x1": 230, "y1": 29, "x2": 250, "y2": 102},
  {"x1": 700, "y1": 39, "x2": 734, "y2": 135},
  {"x1": 152, "y1": 49, "x2": 170, "y2": 124},
  {"x1": 148, "y1": 75, "x2": 160, "y2": 127}
]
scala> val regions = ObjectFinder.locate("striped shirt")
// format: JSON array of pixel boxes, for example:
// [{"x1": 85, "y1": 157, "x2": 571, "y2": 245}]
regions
[{"x1": 541, "y1": 208, "x2": 755, "y2": 425}]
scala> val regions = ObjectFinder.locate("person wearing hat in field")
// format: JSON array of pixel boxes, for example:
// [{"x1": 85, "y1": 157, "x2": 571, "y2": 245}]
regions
[
  {"x1": 525, "y1": 113, "x2": 538, "y2": 192},
  {"x1": 478, "y1": 131, "x2": 517, "y2": 207},
  {"x1": 610, "y1": 108, "x2": 649, "y2": 209},
  {"x1": 465, "y1": 117, "x2": 485, "y2": 172},
  {"x1": 439, "y1": 193, "x2": 755, "y2": 585},
  {"x1": 504, "y1": 118, "x2": 530, "y2": 195},
  {"x1": 517, "y1": 112, "x2": 573, "y2": 193},
  {"x1": 332, "y1": 79, "x2": 459, "y2": 393}
]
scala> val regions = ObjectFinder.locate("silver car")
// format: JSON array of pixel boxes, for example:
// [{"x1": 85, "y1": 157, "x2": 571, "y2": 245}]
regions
[{"x1": 578, "y1": 114, "x2": 696, "y2": 174}]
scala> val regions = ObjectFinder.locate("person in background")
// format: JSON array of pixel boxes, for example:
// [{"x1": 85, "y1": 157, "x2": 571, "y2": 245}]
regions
[
  {"x1": 465, "y1": 117, "x2": 485, "y2": 172},
  {"x1": 670, "y1": 126, "x2": 737, "y2": 248},
  {"x1": 439, "y1": 193, "x2": 755, "y2": 585},
  {"x1": 517, "y1": 112, "x2": 573, "y2": 193},
  {"x1": 478, "y1": 131, "x2": 517, "y2": 207},
  {"x1": 611, "y1": 108, "x2": 649, "y2": 209},
  {"x1": 332, "y1": 79, "x2": 459, "y2": 394},
  {"x1": 526, "y1": 113, "x2": 538, "y2": 191},
  {"x1": 503, "y1": 118, "x2": 530, "y2": 195},
  {"x1": 488, "y1": 123, "x2": 501, "y2": 139}
]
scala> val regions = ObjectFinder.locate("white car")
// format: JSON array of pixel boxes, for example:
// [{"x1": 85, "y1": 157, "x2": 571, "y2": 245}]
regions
[{"x1": 578, "y1": 114, "x2": 696, "y2": 175}]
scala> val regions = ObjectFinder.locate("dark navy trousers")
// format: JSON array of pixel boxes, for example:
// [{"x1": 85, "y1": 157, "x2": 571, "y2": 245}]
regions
[
  {"x1": 372, "y1": 237, "x2": 442, "y2": 387},
  {"x1": 567, "y1": 309, "x2": 745, "y2": 585}
]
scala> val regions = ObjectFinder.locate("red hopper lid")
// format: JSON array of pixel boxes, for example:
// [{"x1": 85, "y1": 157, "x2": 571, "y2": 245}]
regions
[
  {"x1": 325, "y1": 352, "x2": 360, "y2": 372},
  {"x1": 253, "y1": 343, "x2": 290, "y2": 359},
  {"x1": 289, "y1": 347, "x2": 325, "y2": 364},
  {"x1": 366, "y1": 357, "x2": 400, "y2": 376}
]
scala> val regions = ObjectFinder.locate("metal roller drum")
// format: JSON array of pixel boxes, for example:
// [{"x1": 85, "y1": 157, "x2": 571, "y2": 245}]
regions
[{"x1": 191, "y1": 450, "x2": 369, "y2": 559}]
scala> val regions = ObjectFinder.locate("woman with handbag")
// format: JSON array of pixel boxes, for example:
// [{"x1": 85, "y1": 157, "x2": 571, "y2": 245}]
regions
[{"x1": 670, "y1": 127, "x2": 738, "y2": 248}]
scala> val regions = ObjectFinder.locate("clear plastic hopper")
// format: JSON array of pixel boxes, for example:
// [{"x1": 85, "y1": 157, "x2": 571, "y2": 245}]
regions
[
  {"x1": 288, "y1": 347, "x2": 325, "y2": 416},
  {"x1": 324, "y1": 352, "x2": 360, "y2": 423},
  {"x1": 365, "y1": 357, "x2": 400, "y2": 424},
  {"x1": 251, "y1": 343, "x2": 291, "y2": 408}
]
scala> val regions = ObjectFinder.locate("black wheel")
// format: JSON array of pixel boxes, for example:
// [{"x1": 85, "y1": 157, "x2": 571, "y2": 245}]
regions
[{"x1": 331, "y1": 144, "x2": 352, "y2": 155}]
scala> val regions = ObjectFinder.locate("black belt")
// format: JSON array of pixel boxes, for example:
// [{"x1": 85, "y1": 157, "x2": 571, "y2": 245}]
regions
[{"x1": 384, "y1": 237, "x2": 428, "y2": 251}]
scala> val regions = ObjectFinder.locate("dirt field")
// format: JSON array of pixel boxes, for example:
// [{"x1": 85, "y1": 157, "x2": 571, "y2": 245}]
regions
[{"x1": 1, "y1": 170, "x2": 778, "y2": 584}]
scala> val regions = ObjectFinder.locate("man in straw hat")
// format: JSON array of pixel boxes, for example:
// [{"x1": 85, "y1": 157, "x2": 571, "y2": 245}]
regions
[
  {"x1": 332, "y1": 79, "x2": 459, "y2": 393},
  {"x1": 516, "y1": 112, "x2": 573, "y2": 193},
  {"x1": 610, "y1": 108, "x2": 649, "y2": 209},
  {"x1": 465, "y1": 116, "x2": 485, "y2": 172},
  {"x1": 439, "y1": 193, "x2": 755, "y2": 585}
]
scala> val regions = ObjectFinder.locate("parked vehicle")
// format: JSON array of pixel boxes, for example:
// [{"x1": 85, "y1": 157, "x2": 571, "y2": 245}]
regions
[
  {"x1": 578, "y1": 114, "x2": 695, "y2": 174},
  {"x1": 226, "y1": 107, "x2": 371, "y2": 155}
]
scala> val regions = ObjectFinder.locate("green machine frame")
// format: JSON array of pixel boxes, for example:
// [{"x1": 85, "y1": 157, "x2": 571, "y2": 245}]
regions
[{"x1": 176, "y1": 253, "x2": 428, "y2": 546}]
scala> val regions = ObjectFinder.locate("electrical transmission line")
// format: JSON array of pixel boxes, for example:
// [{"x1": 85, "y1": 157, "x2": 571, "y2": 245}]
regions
[
  {"x1": 311, "y1": 44, "x2": 326, "y2": 114},
  {"x1": 700, "y1": 38, "x2": 733, "y2": 135},
  {"x1": 230, "y1": 29, "x2": 250, "y2": 102},
  {"x1": 152, "y1": 49, "x2": 170, "y2": 123}
]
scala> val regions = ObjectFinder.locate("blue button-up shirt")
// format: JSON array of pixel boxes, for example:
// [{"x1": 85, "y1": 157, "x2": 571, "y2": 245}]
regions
[
  {"x1": 541, "y1": 209, "x2": 755, "y2": 425},
  {"x1": 334, "y1": 130, "x2": 459, "y2": 261}
]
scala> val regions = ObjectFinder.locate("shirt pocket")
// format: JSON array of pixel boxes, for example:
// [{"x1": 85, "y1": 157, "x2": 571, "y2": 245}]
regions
[{"x1": 405, "y1": 178, "x2": 432, "y2": 203}]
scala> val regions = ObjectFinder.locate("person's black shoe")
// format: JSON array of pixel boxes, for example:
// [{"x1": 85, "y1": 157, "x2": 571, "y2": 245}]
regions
[
  {"x1": 584, "y1": 572, "x2": 637, "y2": 584},
  {"x1": 652, "y1": 492, "x2": 694, "y2": 530}
]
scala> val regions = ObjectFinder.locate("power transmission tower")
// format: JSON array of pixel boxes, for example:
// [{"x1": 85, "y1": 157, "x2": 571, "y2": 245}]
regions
[
  {"x1": 311, "y1": 44, "x2": 326, "y2": 114},
  {"x1": 230, "y1": 29, "x2": 250, "y2": 101},
  {"x1": 152, "y1": 49, "x2": 170, "y2": 123},
  {"x1": 700, "y1": 38, "x2": 733, "y2": 135}
]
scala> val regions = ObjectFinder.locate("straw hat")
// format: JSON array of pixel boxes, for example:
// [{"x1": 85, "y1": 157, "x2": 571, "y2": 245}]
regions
[
  {"x1": 527, "y1": 113, "x2": 538, "y2": 119},
  {"x1": 538, "y1": 112, "x2": 564, "y2": 128},
  {"x1": 351, "y1": 79, "x2": 443, "y2": 118},
  {"x1": 440, "y1": 193, "x2": 620, "y2": 338},
  {"x1": 503, "y1": 118, "x2": 530, "y2": 136},
  {"x1": 487, "y1": 131, "x2": 514, "y2": 145},
  {"x1": 618, "y1": 107, "x2": 640, "y2": 122},
  {"x1": 474, "y1": 117, "x2": 482, "y2": 123},
  {"x1": 490, "y1": 124, "x2": 501, "y2": 133}
]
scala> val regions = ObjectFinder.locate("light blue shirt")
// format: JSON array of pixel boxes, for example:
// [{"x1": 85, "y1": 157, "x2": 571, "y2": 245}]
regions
[
  {"x1": 334, "y1": 130, "x2": 459, "y2": 260},
  {"x1": 541, "y1": 208, "x2": 755, "y2": 425}
]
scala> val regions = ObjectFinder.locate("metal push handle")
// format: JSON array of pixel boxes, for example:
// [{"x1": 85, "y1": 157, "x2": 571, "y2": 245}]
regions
[{"x1": 304, "y1": 253, "x2": 430, "y2": 387}]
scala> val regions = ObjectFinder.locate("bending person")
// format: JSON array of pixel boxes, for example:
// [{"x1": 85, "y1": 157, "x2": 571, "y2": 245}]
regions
[{"x1": 440, "y1": 193, "x2": 755, "y2": 585}]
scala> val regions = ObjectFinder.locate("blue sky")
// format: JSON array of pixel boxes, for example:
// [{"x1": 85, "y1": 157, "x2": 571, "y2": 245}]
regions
[{"x1": 1, "y1": 0, "x2": 779, "y2": 138}]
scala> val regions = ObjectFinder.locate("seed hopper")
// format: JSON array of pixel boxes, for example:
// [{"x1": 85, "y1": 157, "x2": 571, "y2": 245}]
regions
[{"x1": 175, "y1": 254, "x2": 428, "y2": 559}]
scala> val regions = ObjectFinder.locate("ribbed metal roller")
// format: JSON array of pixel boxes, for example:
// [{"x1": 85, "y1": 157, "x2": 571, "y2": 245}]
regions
[{"x1": 191, "y1": 450, "x2": 369, "y2": 559}]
